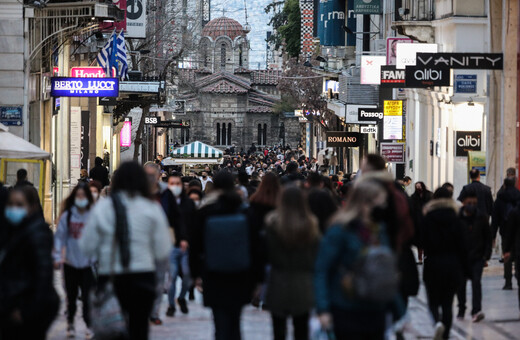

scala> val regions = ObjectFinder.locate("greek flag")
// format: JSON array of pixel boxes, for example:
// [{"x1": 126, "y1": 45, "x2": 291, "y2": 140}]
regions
[
  {"x1": 96, "y1": 30, "x2": 117, "y2": 77},
  {"x1": 116, "y1": 31, "x2": 128, "y2": 80}
]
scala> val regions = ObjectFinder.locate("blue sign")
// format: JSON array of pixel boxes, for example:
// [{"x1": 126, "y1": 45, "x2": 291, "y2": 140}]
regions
[
  {"x1": 318, "y1": 0, "x2": 346, "y2": 47},
  {"x1": 455, "y1": 74, "x2": 477, "y2": 93},
  {"x1": 0, "y1": 106, "x2": 23, "y2": 126},
  {"x1": 50, "y1": 77, "x2": 119, "y2": 97}
]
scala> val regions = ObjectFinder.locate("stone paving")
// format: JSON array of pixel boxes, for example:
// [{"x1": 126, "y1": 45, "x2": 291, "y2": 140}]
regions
[{"x1": 48, "y1": 255, "x2": 520, "y2": 340}]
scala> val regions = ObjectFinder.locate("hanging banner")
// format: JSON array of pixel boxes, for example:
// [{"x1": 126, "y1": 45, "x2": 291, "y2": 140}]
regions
[
  {"x1": 353, "y1": 0, "x2": 382, "y2": 14},
  {"x1": 405, "y1": 66, "x2": 451, "y2": 88},
  {"x1": 387, "y1": 38, "x2": 413, "y2": 65},
  {"x1": 415, "y1": 53, "x2": 503, "y2": 70},
  {"x1": 360, "y1": 56, "x2": 386, "y2": 85},
  {"x1": 381, "y1": 143, "x2": 405, "y2": 163},
  {"x1": 383, "y1": 100, "x2": 403, "y2": 140},
  {"x1": 51, "y1": 77, "x2": 119, "y2": 97},
  {"x1": 358, "y1": 107, "x2": 383, "y2": 122},
  {"x1": 326, "y1": 131, "x2": 361, "y2": 147},
  {"x1": 396, "y1": 43, "x2": 438, "y2": 69},
  {"x1": 300, "y1": 0, "x2": 315, "y2": 56},
  {"x1": 126, "y1": 0, "x2": 147, "y2": 38},
  {"x1": 380, "y1": 66, "x2": 406, "y2": 87},
  {"x1": 70, "y1": 107, "x2": 82, "y2": 183},
  {"x1": 318, "y1": 0, "x2": 345, "y2": 47},
  {"x1": 120, "y1": 120, "x2": 132, "y2": 147},
  {"x1": 346, "y1": 104, "x2": 377, "y2": 124}
]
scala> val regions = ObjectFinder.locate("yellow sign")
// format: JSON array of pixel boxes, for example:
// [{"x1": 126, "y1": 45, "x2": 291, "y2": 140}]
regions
[
  {"x1": 384, "y1": 100, "x2": 403, "y2": 116},
  {"x1": 467, "y1": 151, "x2": 486, "y2": 182}
]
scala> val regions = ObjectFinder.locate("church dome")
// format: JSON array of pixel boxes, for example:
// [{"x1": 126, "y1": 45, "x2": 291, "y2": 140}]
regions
[{"x1": 202, "y1": 17, "x2": 246, "y2": 40}]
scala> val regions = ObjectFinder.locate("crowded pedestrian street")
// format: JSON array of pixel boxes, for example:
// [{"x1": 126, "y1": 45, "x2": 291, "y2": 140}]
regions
[{"x1": 3, "y1": 0, "x2": 520, "y2": 340}]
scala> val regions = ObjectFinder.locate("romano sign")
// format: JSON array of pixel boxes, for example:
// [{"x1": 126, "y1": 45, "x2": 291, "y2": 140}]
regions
[
  {"x1": 50, "y1": 77, "x2": 119, "y2": 97},
  {"x1": 405, "y1": 66, "x2": 451, "y2": 88},
  {"x1": 326, "y1": 132, "x2": 361, "y2": 147},
  {"x1": 415, "y1": 53, "x2": 503, "y2": 70}
]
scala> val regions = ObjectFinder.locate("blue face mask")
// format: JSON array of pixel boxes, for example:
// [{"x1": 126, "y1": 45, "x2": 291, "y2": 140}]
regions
[
  {"x1": 5, "y1": 206, "x2": 28, "y2": 225},
  {"x1": 75, "y1": 198, "x2": 89, "y2": 209}
]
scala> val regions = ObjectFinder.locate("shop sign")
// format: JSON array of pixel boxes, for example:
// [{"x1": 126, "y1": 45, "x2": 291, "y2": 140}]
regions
[
  {"x1": 361, "y1": 126, "x2": 378, "y2": 134},
  {"x1": 0, "y1": 106, "x2": 23, "y2": 126},
  {"x1": 51, "y1": 77, "x2": 119, "y2": 97},
  {"x1": 455, "y1": 131, "x2": 481, "y2": 157},
  {"x1": 383, "y1": 101, "x2": 403, "y2": 140},
  {"x1": 360, "y1": 56, "x2": 386, "y2": 85},
  {"x1": 380, "y1": 66, "x2": 406, "y2": 87},
  {"x1": 455, "y1": 74, "x2": 477, "y2": 93},
  {"x1": 326, "y1": 131, "x2": 361, "y2": 147},
  {"x1": 396, "y1": 43, "x2": 438, "y2": 69},
  {"x1": 71, "y1": 67, "x2": 116, "y2": 78},
  {"x1": 381, "y1": 143, "x2": 405, "y2": 163},
  {"x1": 358, "y1": 108, "x2": 383, "y2": 122},
  {"x1": 120, "y1": 119, "x2": 132, "y2": 147},
  {"x1": 346, "y1": 104, "x2": 377, "y2": 124},
  {"x1": 415, "y1": 53, "x2": 503, "y2": 70},
  {"x1": 468, "y1": 151, "x2": 486, "y2": 178},
  {"x1": 387, "y1": 38, "x2": 413, "y2": 65},
  {"x1": 384, "y1": 100, "x2": 403, "y2": 116},
  {"x1": 126, "y1": 0, "x2": 147, "y2": 38},
  {"x1": 353, "y1": 0, "x2": 381, "y2": 14},
  {"x1": 405, "y1": 66, "x2": 451, "y2": 88},
  {"x1": 144, "y1": 116, "x2": 161, "y2": 125}
]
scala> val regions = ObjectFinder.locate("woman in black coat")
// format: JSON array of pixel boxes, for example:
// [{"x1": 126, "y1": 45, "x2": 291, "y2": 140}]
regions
[
  {"x1": 422, "y1": 188, "x2": 467, "y2": 340},
  {"x1": 189, "y1": 172, "x2": 264, "y2": 340},
  {"x1": 0, "y1": 186, "x2": 59, "y2": 340}
]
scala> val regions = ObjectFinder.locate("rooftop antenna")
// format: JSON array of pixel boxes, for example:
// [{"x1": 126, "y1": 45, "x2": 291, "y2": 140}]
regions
[{"x1": 243, "y1": 0, "x2": 251, "y2": 33}]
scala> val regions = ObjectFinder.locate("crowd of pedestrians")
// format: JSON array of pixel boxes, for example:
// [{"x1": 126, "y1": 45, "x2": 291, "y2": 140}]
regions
[{"x1": 0, "y1": 146, "x2": 519, "y2": 340}]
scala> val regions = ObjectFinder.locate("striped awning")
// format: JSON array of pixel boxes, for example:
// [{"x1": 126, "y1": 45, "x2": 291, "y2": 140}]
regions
[{"x1": 171, "y1": 141, "x2": 223, "y2": 159}]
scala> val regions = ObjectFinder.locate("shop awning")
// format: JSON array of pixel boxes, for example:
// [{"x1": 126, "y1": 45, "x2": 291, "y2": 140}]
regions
[
  {"x1": 0, "y1": 123, "x2": 50, "y2": 160},
  {"x1": 171, "y1": 141, "x2": 223, "y2": 159}
]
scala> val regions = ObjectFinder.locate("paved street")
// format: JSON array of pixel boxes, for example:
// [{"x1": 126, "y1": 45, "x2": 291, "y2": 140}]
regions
[{"x1": 47, "y1": 255, "x2": 520, "y2": 340}]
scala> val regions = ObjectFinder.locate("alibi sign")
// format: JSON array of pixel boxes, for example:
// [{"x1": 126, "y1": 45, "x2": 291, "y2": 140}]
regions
[
  {"x1": 405, "y1": 66, "x2": 451, "y2": 88},
  {"x1": 326, "y1": 131, "x2": 361, "y2": 147}
]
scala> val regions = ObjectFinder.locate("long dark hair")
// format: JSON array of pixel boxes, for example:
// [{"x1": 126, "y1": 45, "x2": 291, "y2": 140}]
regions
[
  {"x1": 111, "y1": 161, "x2": 151, "y2": 198},
  {"x1": 63, "y1": 182, "x2": 94, "y2": 214},
  {"x1": 250, "y1": 172, "x2": 280, "y2": 207}
]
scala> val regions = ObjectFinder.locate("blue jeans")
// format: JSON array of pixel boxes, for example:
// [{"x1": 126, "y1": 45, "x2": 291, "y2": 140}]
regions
[{"x1": 168, "y1": 247, "x2": 191, "y2": 307}]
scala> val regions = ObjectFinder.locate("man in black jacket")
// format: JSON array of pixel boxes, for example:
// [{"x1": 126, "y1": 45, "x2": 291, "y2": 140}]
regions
[
  {"x1": 457, "y1": 190, "x2": 492, "y2": 323},
  {"x1": 492, "y1": 177, "x2": 520, "y2": 289},
  {"x1": 458, "y1": 169, "x2": 493, "y2": 217},
  {"x1": 161, "y1": 172, "x2": 196, "y2": 317},
  {"x1": 89, "y1": 157, "x2": 109, "y2": 188},
  {"x1": 504, "y1": 206, "x2": 520, "y2": 314}
]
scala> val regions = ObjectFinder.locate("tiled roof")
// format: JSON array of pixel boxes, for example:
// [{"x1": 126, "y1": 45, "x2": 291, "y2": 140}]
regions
[
  {"x1": 196, "y1": 71, "x2": 252, "y2": 91},
  {"x1": 234, "y1": 67, "x2": 252, "y2": 74},
  {"x1": 248, "y1": 105, "x2": 273, "y2": 113},
  {"x1": 200, "y1": 79, "x2": 249, "y2": 94},
  {"x1": 202, "y1": 17, "x2": 245, "y2": 40},
  {"x1": 251, "y1": 70, "x2": 282, "y2": 85}
]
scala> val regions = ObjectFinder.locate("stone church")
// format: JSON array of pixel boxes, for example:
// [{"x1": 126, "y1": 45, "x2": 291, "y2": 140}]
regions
[{"x1": 174, "y1": 16, "x2": 301, "y2": 150}]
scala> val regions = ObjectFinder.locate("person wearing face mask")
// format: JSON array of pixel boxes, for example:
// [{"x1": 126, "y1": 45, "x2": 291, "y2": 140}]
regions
[
  {"x1": 88, "y1": 180, "x2": 103, "y2": 203},
  {"x1": 0, "y1": 186, "x2": 60, "y2": 339},
  {"x1": 200, "y1": 171, "x2": 213, "y2": 191},
  {"x1": 54, "y1": 182, "x2": 96, "y2": 338},
  {"x1": 456, "y1": 190, "x2": 492, "y2": 323},
  {"x1": 162, "y1": 172, "x2": 196, "y2": 317}
]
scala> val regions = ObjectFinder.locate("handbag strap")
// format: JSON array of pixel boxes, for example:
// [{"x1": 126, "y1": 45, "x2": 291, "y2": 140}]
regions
[{"x1": 111, "y1": 193, "x2": 131, "y2": 272}]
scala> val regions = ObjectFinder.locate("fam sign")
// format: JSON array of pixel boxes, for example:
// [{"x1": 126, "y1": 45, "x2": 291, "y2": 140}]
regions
[{"x1": 51, "y1": 77, "x2": 119, "y2": 97}]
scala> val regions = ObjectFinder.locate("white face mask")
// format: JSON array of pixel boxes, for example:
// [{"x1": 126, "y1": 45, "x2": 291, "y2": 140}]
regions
[
  {"x1": 169, "y1": 185, "x2": 182, "y2": 197},
  {"x1": 91, "y1": 192, "x2": 99, "y2": 201}
]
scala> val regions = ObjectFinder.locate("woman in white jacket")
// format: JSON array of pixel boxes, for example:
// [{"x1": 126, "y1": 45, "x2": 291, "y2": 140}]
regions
[{"x1": 80, "y1": 162, "x2": 171, "y2": 340}]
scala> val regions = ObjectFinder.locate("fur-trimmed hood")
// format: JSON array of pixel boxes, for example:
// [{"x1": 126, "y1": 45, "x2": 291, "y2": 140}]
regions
[{"x1": 423, "y1": 198, "x2": 459, "y2": 215}]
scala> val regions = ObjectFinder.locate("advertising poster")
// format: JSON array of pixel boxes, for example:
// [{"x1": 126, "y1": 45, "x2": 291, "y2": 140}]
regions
[
  {"x1": 468, "y1": 151, "x2": 486, "y2": 179},
  {"x1": 386, "y1": 38, "x2": 413, "y2": 65},
  {"x1": 396, "y1": 43, "x2": 438, "y2": 69},
  {"x1": 317, "y1": 0, "x2": 345, "y2": 47},
  {"x1": 70, "y1": 107, "x2": 82, "y2": 184},
  {"x1": 0, "y1": 106, "x2": 23, "y2": 126},
  {"x1": 380, "y1": 143, "x2": 405, "y2": 163},
  {"x1": 126, "y1": 0, "x2": 147, "y2": 38},
  {"x1": 383, "y1": 100, "x2": 403, "y2": 140}
]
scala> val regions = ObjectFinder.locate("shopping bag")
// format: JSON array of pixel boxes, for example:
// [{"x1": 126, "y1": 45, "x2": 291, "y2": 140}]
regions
[{"x1": 90, "y1": 281, "x2": 127, "y2": 340}]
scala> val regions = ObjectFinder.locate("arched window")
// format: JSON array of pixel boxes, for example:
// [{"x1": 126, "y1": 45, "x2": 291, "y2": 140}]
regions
[
  {"x1": 263, "y1": 124, "x2": 267, "y2": 145},
  {"x1": 257, "y1": 124, "x2": 262, "y2": 145},
  {"x1": 216, "y1": 123, "x2": 220, "y2": 145},
  {"x1": 221, "y1": 123, "x2": 226, "y2": 145},
  {"x1": 227, "y1": 123, "x2": 232, "y2": 145},
  {"x1": 220, "y1": 43, "x2": 226, "y2": 69},
  {"x1": 202, "y1": 43, "x2": 209, "y2": 68},
  {"x1": 257, "y1": 123, "x2": 268, "y2": 145},
  {"x1": 239, "y1": 46, "x2": 243, "y2": 67}
]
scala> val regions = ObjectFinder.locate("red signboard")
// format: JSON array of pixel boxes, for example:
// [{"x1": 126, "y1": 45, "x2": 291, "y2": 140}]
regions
[
  {"x1": 381, "y1": 143, "x2": 405, "y2": 163},
  {"x1": 70, "y1": 67, "x2": 116, "y2": 78}
]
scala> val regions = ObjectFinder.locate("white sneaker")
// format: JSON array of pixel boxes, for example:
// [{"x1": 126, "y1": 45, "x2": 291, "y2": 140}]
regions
[
  {"x1": 66, "y1": 324, "x2": 75, "y2": 338},
  {"x1": 85, "y1": 328, "x2": 94, "y2": 339},
  {"x1": 433, "y1": 322, "x2": 445, "y2": 340}
]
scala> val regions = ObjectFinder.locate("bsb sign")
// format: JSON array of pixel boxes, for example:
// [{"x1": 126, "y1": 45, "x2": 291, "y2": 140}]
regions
[
  {"x1": 326, "y1": 132, "x2": 361, "y2": 148},
  {"x1": 51, "y1": 77, "x2": 119, "y2": 97},
  {"x1": 455, "y1": 131, "x2": 481, "y2": 157},
  {"x1": 415, "y1": 53, "x2": 503, "y2": 70}
]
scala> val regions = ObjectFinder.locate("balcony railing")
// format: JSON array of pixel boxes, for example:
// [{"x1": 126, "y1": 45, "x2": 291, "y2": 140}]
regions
[{"x1": 394, "y1": 0, "x2": 434, "y2": 22}]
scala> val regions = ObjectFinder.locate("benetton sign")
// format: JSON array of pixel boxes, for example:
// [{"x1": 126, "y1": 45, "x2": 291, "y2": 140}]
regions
[
  {"x1": 326, "y1": 132, "x2": 361, "y2": 147},
  {"x1": 405, "y1": 66, "x2": 451, "y2": 88},
  {"x1": 51, "y1": 77, "x2": 119, "y2": 97},
  {"x1": 415, "y1": 53, "x2": 503, "y2": 70}
]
